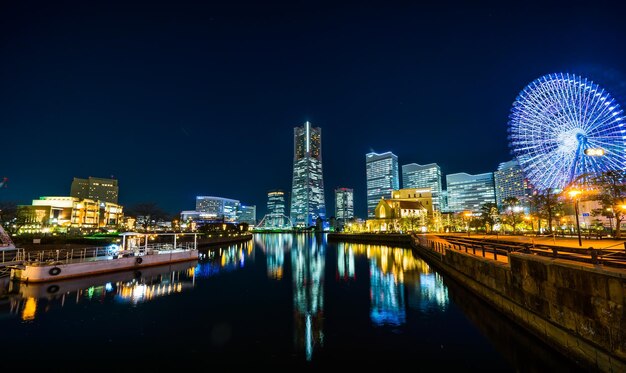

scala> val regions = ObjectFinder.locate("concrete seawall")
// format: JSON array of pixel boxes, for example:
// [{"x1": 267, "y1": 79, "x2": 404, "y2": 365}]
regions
[
  {"x1": 328, "y1": 232, "x2": 626, "y2": 372},
  {"x1": 327, "y1": 232, "x2": 412, "y2": 246},
  {"x1": 197, "y1": 233, "x2": 252, "y2": 248}
]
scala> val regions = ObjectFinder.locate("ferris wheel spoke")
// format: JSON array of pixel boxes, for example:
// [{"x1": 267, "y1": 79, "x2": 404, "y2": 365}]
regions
[{"x1": 509, "y1": 73, "x2": 625, "y2": 190}]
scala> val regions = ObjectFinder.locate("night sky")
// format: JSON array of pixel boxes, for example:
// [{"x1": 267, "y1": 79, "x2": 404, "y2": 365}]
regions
[{"x1": 2, "y1": 1, "x2": 626, "y2": 219}]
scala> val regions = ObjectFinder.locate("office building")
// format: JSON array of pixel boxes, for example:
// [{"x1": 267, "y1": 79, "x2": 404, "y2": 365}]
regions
[
  {"x1": 366, "y1": 152, "x2": 399, "y2": 218},
  {"x1": 290, "y1": 121, "x2": 326, "y2": 227},
  {"x1": 402, "y1": 163, "x2": 442, "y2": 211},
  {"x1": 70, "y1": 177, "x2": 119, "y2": 204},
  {"x1": 494, "y1": 159, "x2": 531, "y2": 208},
  {"x1": 267, "y1": 190, "x2": 286, "y2": 216},
  {"x1": 446, "y1": 172, "x2": 496, "y2": 213},
  {"x1": 196, "y1": 196, "x2": 240, "y2": 222},
  {"x1": 238, "y1": 204, "x2": 257, "y2": 225},
  {"x1": 335, "y1": 188, "x2": 354, "y2": 221}
]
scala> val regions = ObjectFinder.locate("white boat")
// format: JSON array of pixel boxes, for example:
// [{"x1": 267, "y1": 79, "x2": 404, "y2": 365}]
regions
[{"x1": 10, "y1": 232, "x2": 199, "y2": 283}]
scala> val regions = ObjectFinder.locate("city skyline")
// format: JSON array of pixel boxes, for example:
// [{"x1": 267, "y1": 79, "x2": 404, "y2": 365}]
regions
[{"x1": 2, "y1": 2, "x2": 626, "y2": 218}]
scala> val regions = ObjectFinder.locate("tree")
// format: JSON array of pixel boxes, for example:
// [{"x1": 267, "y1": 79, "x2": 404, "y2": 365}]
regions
[
  {"x1": 479, "y1": 202, "x2": 499, "y2": 233},
  {"x1": 539, "y1": 189, "x2": 562, "y2": 233},
  {"x1": 502, "y1": 197, "x2": 523, "y2": 233},
  {"x1": 0, "y1": 201, "x2": 17, "y2": 224},
  {"x1": 588, "y1": 170, "x2": 626, "y2": 239},
  {"x1": 528, "y1": 191, "x2": 543, "y2": 234},
  {"x1": 126, "y1": 203, "x2": 170, "y2": 231}
]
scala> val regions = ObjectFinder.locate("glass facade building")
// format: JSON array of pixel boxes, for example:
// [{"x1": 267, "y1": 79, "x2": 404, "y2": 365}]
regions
[
  {"x1": 290, "y1": 121, "x2": 326, "y2": 227},
  {"x1": 195, "y1": 196, "x2": 240, "y2": 222},
  {"x1": 334, "y1": 188, "x2": 354, "y2": 221},
  {"x1": 238, "y1": 204, "x2": 256, "y2": 225},
  {"x1": 401, "y1": 163, "x2": 442, "y2": 211},
  {"x1": 494, "y1": 159, "x2": 531, "y2": 209},
  {"x1": 267, "y1": 190, "x2": 286, "y2": 216},
  {"x1": 445, "y1": 172, "x2": 496, "y2": 213},
  {"x1": 366, "y1": 152, "x2": 399, "y2": 218}
]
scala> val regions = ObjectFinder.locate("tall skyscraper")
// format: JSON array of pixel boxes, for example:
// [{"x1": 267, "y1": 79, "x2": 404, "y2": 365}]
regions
[
  {"x1": 366, "y1": 152, "x2": 399, "y2": 218},
  {"x1": 402, "y1": 163, "x2": 442, "y2": 211},
  {"x1": 290, "y1": 121, "x2": 326, "y2": 227},
  {"x1": 196, "y1": 196, "x2": 240, "y2": 222},
  {"x1": 70, "y1": 177, "x2": 119, "y2": 204},
  {"x1": 446, "y1": 172, "x2": 496, "y2": 213},
  {"x1": 335, "y1": 188, "x2": 354, "y2": 221},
  {"x1": 494, "y1": 159, "x2": 531, "y2": 208}
]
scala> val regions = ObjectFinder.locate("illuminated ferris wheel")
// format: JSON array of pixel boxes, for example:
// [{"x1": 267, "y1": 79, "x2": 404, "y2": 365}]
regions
[{"x1": 508, "y1": 72, "x2": 626, "y2": 190}]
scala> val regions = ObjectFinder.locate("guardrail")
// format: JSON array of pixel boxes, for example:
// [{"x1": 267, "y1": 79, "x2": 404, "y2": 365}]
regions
[{"x1": 413, "y1": 234, "x2": 626, "y2": 269}]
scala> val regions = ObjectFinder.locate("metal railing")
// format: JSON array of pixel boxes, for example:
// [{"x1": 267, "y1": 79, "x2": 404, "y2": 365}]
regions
[{"x1": 412, "y1": 234, "x2": 626, "y2": 269}]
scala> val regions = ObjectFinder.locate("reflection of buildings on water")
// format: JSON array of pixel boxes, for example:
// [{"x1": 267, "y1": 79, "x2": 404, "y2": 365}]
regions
[
  {"x1": 292, "y1": 234, "x2": 325, "y2": 361},
  {"x1": 370, "y1": 260, "x2": 405, "y2": 326},
  {"x1": 336, "y1": 242, "x2": 355, "y2": 281},
  {"x1": 254, "y1": 234, "x2": 293, "y2": 280},
  {"x1": 416, "y1": 272, "x2": 449, "y2": 311},
  {"x1": 194, "y1": 241, "x2": 254, "y2": 278},
  {"x1": 338, "y1": 243, "x2": 449, "y2": 326},
  {"x1": 4, "y1": 262, "x2": 197, "y2": 321}
]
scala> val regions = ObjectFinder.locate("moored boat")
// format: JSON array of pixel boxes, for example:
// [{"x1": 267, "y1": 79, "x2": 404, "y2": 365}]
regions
[{"x1": 10, "y1": 232, "x2": 199, "y2": 283}]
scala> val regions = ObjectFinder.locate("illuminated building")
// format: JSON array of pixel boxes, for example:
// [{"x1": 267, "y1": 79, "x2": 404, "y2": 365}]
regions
[
  {"x1": 446, "y1": 172, "x2": 496, "y2": 213},
  {"x1": 364, "y1": 188, "x2": 432, "y2": 232},
  {"x1": 17, "y1": 196, "x2": 123, "y2": 233},
  {"x1": 238, "y1": 204, "x2": 256, "y2": 225},
  {"x1": 196, "y1": 196, "x2": 240, "y2": 222},
  {"x1": 70, "y1": 176, "x2": 119, "y2": 204},
  {"x1": 334, "y1": 187, "x2": 354, "y2": 221},
  {"x1": 366, "y1": 152, "x2": 399, "y2": 218},
  {"x1": 260, "y1": 190, "x2": 289, "y2": 228},
  {"x1": 267, "y1": 190, "x2": 286, "y2": 216},
  {"x1": 402, "y1": 163, "x2": 442, "y2": 211},
  {"x1": 290, "y1": 121, "x2": 326, "y2": 227},
  {"x1": 494, "y1": 159, "x2": 532, "y2": 209}
]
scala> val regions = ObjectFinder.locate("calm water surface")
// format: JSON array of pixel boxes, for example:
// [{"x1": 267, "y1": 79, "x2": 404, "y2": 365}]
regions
[{"x1": 0, "y1": 234, "x2": 584, "y2": 370}]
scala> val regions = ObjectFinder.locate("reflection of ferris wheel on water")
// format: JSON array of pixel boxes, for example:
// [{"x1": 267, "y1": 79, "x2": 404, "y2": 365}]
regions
[{"x1": 508, "y1": 73, "x2": 626, "y2": 190}]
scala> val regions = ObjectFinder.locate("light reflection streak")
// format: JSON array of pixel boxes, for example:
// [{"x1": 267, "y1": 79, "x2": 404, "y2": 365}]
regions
[
  {"x1": 254, "y1": 234, "x2": 292, "y2": 280},
  {"x1": 5, "y1": 261, "x2": 198, "y2": 320},
  {"x1": 338, "y1": 242, "x2": 449, "y2": 327},
  {"x1": 293, "y1": 234, "x2": 324, "y2": 361}
]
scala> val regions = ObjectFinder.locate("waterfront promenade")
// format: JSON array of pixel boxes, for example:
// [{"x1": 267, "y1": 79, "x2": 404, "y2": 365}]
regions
[{"x1": 446, "y1": 232, "x2": 626, "y2": 250}]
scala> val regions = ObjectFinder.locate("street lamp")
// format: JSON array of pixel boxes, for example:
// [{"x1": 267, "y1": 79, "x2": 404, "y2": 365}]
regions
[{"x1": 568, "y1": 189, "x2": 583, "y2": 247}]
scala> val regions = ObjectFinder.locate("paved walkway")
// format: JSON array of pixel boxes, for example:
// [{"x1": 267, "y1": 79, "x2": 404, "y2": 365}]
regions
[{"x1": 437, "y1": 232, "x2": 626, "y2": 251}]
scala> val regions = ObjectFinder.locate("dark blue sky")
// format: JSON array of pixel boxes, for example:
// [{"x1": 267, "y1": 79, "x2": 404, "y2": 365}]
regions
[{"x1": 2, "y1": 0, "x2": 626, "y2": 218}]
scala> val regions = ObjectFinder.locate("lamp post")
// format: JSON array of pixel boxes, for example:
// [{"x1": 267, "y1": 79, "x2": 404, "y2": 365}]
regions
[{"x1": 568, "y1": 190, "x2": 583, "y2": 247}]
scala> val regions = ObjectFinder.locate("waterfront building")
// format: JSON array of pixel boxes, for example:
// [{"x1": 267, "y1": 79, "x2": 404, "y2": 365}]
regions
[
  {"x1": 238, "y1": 204, "x2": 257, "y2": 225},
  {"x1": 267, "y1": 190, "x2": 286, "y2": 216},
  {"x1": 494, "y1": 159, "x2": 532, "y2": 209},
  {"x1": 366, "y1": 152, "x2": 399, "y2": 218},
  {"x1": 196, "y1": 196, "x2": 240, "y2": 222},
  {"x1": 290, "y1": 121, "x2": 326, "y2": 227},
  {"x1": 446, "y1": 172, "x2": 496, "y2": 213},
  {"x1": 402, "y1": 163, "x2": 442, "y2": 211},
  {"x1": 17, "y1": 196, "x2": 123, "y2": 234},
  {"x1": 70, "y1": 176, "x2": 119, "y2": 204},
  {"x1": 335, "y1": 188, "x2": 354, "y2": 221}
]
